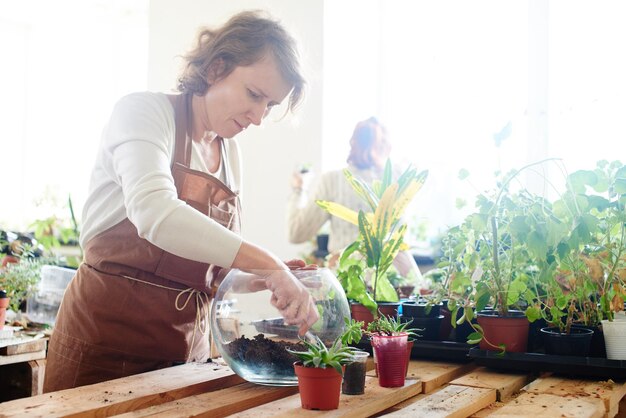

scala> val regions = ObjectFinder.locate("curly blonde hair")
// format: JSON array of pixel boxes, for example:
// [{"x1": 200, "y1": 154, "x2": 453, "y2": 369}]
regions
[{"x1": 177, "y1": 10, "x2": 305, "y2": 113}]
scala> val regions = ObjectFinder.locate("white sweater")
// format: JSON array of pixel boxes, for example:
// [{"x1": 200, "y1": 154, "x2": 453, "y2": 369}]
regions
[
  {"x1": 80, "y1": 92, "x2": 243, "y2": 268},
  {"x1": 287, "y1": 166, "x2": 377, "y2": 253}
]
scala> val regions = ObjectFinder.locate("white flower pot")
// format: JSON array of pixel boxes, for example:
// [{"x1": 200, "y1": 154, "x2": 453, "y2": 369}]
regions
[{"x1": 602, "y1": 319, "x2": 626, "y2": 360}]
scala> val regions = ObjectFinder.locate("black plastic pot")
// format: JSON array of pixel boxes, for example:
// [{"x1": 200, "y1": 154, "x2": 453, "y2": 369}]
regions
[
  {"x1": 401, "y1": 301, "x2": 441, "y2": 318},
  {"x1": 572, "y1": 324, "x2": 605, "y2": 358},
  {"x1": 527, "y1": 318, "x2": 548, "y2": 353},
  {"x1": 540, "y1": 326, "x2": 594, "y2": 357},
  {"x1": 401, "y1": 315, "x2": 444, "y2": 341}
]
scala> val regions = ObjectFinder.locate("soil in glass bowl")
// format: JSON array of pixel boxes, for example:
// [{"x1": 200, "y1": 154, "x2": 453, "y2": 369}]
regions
[{"x1": 223, "y1": 333, "x2": 307, "y2": 381}]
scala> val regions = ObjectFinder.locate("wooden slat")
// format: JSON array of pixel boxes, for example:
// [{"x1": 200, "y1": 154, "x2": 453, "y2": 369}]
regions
[
  {"x1": 524, "y1": 377, "x2": 626, "y2": 418},
  {"x1": 0, "y1": 362, "x2": 243, "y2": 417},
  {"x1": 0, "y1": 349, "x2": 46, "y2": 366},
  {"x1": 233, "y1": 376, "x2": 422, "y2": 417},
  {"x1": 28, "y1": 359, "x2": 46, "y2": 396},
  {"x1": 112, "y1": 382, "x2": 298, "y2": 417},
  {"x1": 405, "y1": 360, "x2": 476, "y2": 394},
  {"x1": 375, "y1": 361, "x2": 477, "y2": 413},
  {"x1": 0, "y1": 339, "x2": 47, "y2": 356},
  {"x1": 384, "y1": 384, "x2": 496, "y2": 418},
  {"x1": 486, "y1": 392, "x2": 606, "y2": 418},
  {"x1": 450, "y1": 367, "x2": 531, "y2": 401}
]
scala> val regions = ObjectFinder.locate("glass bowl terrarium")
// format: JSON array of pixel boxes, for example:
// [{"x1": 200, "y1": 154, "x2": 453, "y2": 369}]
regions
[{"x1": 210, "y1": 268, "x2": 350, "y2": 386}]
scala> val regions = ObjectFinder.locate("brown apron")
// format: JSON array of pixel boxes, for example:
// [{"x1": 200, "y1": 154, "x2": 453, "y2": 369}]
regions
[{"x1": 43, "y1": 94, "x2": 241, "y2": 392}]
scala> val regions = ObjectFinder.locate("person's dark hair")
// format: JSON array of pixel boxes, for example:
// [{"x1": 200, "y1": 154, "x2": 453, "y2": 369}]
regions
[
  {"x1": 177, "y1": 10, "x2": 305, "y2": 113},
  {"x1": 347, "y1": 117, "x2": 388, "y2": 169}
]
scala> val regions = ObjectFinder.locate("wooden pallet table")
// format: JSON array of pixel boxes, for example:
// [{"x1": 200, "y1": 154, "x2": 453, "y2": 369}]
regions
[
  {"x1": 0, "y1": 338, "x2": 48, "y2": 400},
  {"x1": 2, "y1": 357, "x2": 626, "y2": 417}
]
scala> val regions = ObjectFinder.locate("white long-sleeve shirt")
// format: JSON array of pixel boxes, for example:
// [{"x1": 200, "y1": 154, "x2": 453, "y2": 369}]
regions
[
  {"x1": 287, "y1": 166, "x2": 378, "y2": 253},
  {"x1": 80, "y1": 92, "x2": 243, "y2": 268}
]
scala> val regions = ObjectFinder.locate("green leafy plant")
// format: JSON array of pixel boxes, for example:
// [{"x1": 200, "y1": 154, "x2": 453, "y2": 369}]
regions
[
  {"x1": 340, "y1": 317, "x2": 365, "y2": 345},
  {"x1": 30, "y1": 195, "x2": 82, "y2": 268},
  {"x1": 440, "y1": 159, "x2": 626, "y2": 350},
  {"x1": 1, "y1": 256, "x2": 48, "y2": 312},
  {"x1": 545, "y1": 160, "x2": 626, "y2": 325},
  {"x1": 365, "y1": 314, "x2": 421, "y2": 339},
  {"x1": 317, "y1": 160, "x2": 428, "y2": 315},
  {"x1": 441, "y1": 159, "x2": 571, "y2": 350},
  {"x1": 286, "y1": 335, "x2": 357, "y2": 375}
]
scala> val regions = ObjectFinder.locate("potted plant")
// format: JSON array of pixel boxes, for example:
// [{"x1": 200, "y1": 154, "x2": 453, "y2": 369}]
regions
[
  {"x1": 287, "y1": 335, "x2": 356, "y2": 410},
  {"x1": 0, "y1": 289, "x2": 9, "y2": 329},
  {"x1": 0, "y1": 253, "x2": 50, "y2": 313},
  {"x1": 443, "y1": 160, "x2": 572, "y2": 353},
  {"x1": 556, "y1": 161, "x2": 626, "y2": 359},
  {"x1": 317, "y1": 160, "x2": 428, "y2": 326},
  {"x1": 366, "y1": 314, "x2": 419, "y2": 386},
  {"x1": 339, "y1": 318, "x2": 369, "y2": 395}
]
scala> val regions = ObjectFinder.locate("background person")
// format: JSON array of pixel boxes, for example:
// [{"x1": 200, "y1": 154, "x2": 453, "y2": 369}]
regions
[
  {"x1": 44, "y1": 10, "x2": 317, "y2": 392},
  {"x1": 287, "y1": 117, "x2": 424, "y2": 288}
]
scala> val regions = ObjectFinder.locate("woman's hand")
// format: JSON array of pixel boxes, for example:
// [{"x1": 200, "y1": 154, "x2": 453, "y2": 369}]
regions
[
  {"x1": 264, "y1": 270, "x2": 319, "y2": 336},
  {"x1": 284, "y1": 259, "x2": 318, "y2": 271}
]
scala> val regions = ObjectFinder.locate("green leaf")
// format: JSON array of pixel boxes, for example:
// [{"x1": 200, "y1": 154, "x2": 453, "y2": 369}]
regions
[
  {"x1": 568, "y1": 170, "x2": 597, "y2": 193},
  {"x1": 527, "y1": 230, "x2": 548, "y2": 260},
  {"x1": 525, "y1": 306, "x2": 542, "y2": 323},
  {"x1": 615, "y1": 177, "x2": 626, "y2": 194}
]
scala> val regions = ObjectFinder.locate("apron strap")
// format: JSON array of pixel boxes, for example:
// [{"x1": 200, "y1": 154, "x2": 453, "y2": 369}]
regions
[{"x1": 173, "y1": 93, "x2": 193, "y2": 167}]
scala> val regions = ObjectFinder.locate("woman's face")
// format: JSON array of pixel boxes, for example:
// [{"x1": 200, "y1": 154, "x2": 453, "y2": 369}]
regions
[
  {"x1": 371, "y1": 125, "x2": 391, "y2": 167},
  {"x1": 204, "y1": 55, "x2": 292, "y2": 139}
]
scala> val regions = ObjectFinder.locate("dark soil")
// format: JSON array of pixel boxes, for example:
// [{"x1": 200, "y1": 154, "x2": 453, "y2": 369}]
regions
[
  {"x1": 342, "y1": 361, "x2": 366, "y2": 395},
  {"x1": 224, "y1": 333, "x2": 307, "y2": 375}
]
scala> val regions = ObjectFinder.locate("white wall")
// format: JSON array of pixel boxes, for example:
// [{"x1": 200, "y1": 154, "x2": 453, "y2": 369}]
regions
[{"x1": 148, "y1": 0, "x2": 324, "y2": 260}]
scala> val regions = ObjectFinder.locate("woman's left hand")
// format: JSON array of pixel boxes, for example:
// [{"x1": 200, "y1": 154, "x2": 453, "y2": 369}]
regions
[{"x1": 284, "y1": 259, "x2": 318, "y2": 271}]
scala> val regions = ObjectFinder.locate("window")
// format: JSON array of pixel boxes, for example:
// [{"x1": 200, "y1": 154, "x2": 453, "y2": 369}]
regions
[
  {"x1": 0, "y1": 0, "x2": 148, "y2": 229},
  {"x1": 324, "y1": 0, "x2": 626, "y2": 242}
]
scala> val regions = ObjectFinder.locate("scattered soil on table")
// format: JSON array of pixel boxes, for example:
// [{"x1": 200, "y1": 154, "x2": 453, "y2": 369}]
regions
[{"x1": 224, "y1": 333, "x2": 307, "y2": 375}]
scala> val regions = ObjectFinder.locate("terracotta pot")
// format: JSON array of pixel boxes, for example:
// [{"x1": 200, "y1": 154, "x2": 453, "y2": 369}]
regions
[
  {"x1": 398, "y1": 285, "x2": 415, "y2": 299},
  {"x1": 0, "y1": 291, "x2": 9, "y2": 330},
  {"x1": 350, "y1": 302, "x2": 400, "y2": 329},
  {"x1": 477, "y1": 310, "x2": 529, "y2": 353},
  {"x1": 294, "y1": 362, "x2": 343, "y2": 410},
  {"x1": 371, "y1": 333, "x2": 407, "y2": 387}
]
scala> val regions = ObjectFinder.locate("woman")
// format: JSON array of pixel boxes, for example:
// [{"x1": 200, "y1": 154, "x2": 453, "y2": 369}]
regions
[
  {"x1": 44, "y1": 10, "x2": 317, "y2": 392},
  {"x1": 287, "y1": 117, "x2": 423, "y2": 282}
]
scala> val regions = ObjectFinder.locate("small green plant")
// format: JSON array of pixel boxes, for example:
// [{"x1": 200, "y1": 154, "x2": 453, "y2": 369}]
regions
[
  {"x1": 340, "y1": 317, "x2": 364, "y2": 345},
  {"x1": 286, "y1": 335, "x2": 357, "y2": 375},
  {"x1": 365, "y1": 315, "x2": 421, "y2": 339}
]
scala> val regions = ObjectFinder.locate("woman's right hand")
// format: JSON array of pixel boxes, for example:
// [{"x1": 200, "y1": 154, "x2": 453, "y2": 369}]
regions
[
  {"x1": 232, "y1": 241, "x2": 320, "y2": 336},
  {"x1": 264, "y1": 269, "x2": 319, "y2": 336}
]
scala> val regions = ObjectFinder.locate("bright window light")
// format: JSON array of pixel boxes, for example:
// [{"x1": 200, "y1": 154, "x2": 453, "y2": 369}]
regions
[{"x1": 0, "y1": 0, "x2": 148, "y2": 229}]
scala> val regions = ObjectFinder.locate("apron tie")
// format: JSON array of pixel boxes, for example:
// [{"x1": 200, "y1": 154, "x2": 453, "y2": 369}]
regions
[
  {"x1": 174, "y1": 287, "x2": 211, "y2": 357},
  {"x1": 119, "y1": 274, "x2": 211, "y2": 360}
]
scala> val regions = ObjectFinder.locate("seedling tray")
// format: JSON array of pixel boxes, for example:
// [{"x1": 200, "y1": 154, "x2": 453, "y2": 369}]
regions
[
  {"x1": 410, "y1": 340, "x2": 473, "y2": 362},
  {"x1": 468, "y1": 347, "x2": 626, "y2": 379},
  {"x1": 352, "y1": 338, "x2": 472, "y2": 363}
]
